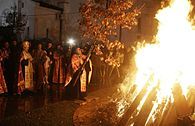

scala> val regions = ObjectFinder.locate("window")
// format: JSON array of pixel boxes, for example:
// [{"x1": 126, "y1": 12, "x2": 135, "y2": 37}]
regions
[
  {"x1": 27, "y1": 27, "x2": 30, "y2": 39},
  {"x1": 0, "y1": 17, "x2": 2, "y2": 26},
  {"x1": 46, "y1": 28, "x2": 49, "y2": 38},
  {"x1": 21, "y1": 2, "x2": 24, "y2": 8}
]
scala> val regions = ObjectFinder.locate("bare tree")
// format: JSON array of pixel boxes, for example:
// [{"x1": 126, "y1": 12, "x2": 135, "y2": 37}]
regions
[{"x1": 2, "y1": 3, "x2": 27, "y2": 40}]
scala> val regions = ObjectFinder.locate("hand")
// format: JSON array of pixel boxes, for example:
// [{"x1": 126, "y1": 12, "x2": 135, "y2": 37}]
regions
[{"x1": 20, "y1": 57, "x2": 24, "y2": 62}]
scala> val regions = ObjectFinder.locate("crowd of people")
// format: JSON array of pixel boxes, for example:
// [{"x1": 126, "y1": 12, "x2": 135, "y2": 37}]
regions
[{"x1": 0, "y1": 40, "x2": 92, "y2": 100}]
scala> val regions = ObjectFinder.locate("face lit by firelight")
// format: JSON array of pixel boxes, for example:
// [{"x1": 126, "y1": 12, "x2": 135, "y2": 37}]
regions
[{"x1": 38, "y1": 43, "x2": 42, "y2": 50}]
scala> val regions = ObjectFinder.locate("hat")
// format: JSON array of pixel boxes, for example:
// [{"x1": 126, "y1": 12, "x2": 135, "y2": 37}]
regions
[{"x1": 22, "y1": 41, "x2": 30, "y2": 48}]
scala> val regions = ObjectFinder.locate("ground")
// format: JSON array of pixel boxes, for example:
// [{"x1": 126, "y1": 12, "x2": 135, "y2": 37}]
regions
[
  {"x1": 73, "y1": 85, "x2": 118, "y2": 126},
  {"x1": 1, "y1": 84, "x2": 195, "y2": 126},
  {"x1": 0, "y1": 85, "x2": 79, "y2": 126},
  {"x1": 0, "y1": 84, "x2": 118, "y2": 126}
]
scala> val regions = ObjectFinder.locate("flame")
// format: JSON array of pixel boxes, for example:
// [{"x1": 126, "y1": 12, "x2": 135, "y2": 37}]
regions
[
  {"x1": 116, "y1": 0, "x2": 195, "y2": 120},
  {"x1": 135, "y1": 0, "x2": 195, "y2": 101}
]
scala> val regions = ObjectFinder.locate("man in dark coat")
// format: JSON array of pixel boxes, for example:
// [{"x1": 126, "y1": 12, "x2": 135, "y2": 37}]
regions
[{"x1": 10, "y1": 40, "x2": 20, "y2": 95}]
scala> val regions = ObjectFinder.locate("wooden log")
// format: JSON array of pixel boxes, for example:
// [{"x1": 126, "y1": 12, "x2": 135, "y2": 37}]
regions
[
  {"x1": 159, "y1": 104, "x2": 177, "y2": 126},
  {"x1": 154, "y1": 98, "x2": 171, "y2": 126},
  {"x1": 134, "y1": 85, "x2": 158, "y2": 126},
  {"x1": 118, "y1": 82, "x2": 150, "y2": 126},
  {"x1": 172, "y1": 83, "x2": 191, "y2": 118}
]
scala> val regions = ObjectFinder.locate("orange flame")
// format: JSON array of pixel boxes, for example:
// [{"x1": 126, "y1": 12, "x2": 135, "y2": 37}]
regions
[
  {"x1": 135, "y1": 0, "x2": 195, "y2": 101},
  {"x1": 116, "y1": 0, "x2": 195, "y2": 120}
]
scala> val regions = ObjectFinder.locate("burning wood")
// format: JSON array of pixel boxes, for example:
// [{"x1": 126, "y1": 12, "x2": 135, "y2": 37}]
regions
[
  {"x1": 118, "y1": 78, "x2": 151, "y2": 126},
  {"x1": 75, "y1": 0, "x2": 195, "y2": 125},
  {"x1": 117, "y1": 0, "x2": 195, "y2": 125},
  {"x1": 172, "y1": 83, "x2": 191, "y2": 118},
  {"x1": 134, "y1": 85, "x2": 158, "y2": 126}
]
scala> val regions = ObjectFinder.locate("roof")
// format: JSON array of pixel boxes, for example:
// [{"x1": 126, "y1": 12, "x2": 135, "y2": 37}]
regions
[{"x1": 32, "y1": 0, "x2": 64, "y2": 11}]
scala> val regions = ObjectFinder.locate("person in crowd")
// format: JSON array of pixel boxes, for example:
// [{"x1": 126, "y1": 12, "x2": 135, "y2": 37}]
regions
[
  {"x1": 17, "y1": 41, "x2": 34, "y2": 94},
  {"x1": 65, "y1": 47, "x2": 92, "y2": 100},
  {"x1": 63, "y1": 46, "x2": 72, "y2": 83},
  {"x1": 0, "y1": 42, "x2": 11, "y2": 95},
  {"x1": 46, "y1": 42, "x2": 54, "y2": 83},
  {"x1": 52, "y1": 44, "x2": 65, "y2": 84},
  {"x1": 64, "y1": 46, "x2": 72, "y2": 66},
  {"x1": 10, "y1": 40, "x2": 20, "y2": 95},
  {"x1": 0, "y1": 51, "x2": 7, "y2": 95},
  {"x1": 44, "y1": 52, "x2": 50, "y2": 85},
  {"x1": 32, "y1": 43, "x2": 47, "y2": 91}
]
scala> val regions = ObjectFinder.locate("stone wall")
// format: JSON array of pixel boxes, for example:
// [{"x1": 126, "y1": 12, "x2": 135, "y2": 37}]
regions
[
  {"x1": 34, "y1": 2, "x2": 61, "y2": 42},
  {"x1": 21, "y1": 0, "x2": 36, "y2": 40}
]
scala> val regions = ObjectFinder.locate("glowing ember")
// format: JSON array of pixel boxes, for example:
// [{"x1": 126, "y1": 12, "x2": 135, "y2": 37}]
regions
[{"x1": 135, "y1": 0, "x2": 195, "y2": 101}]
